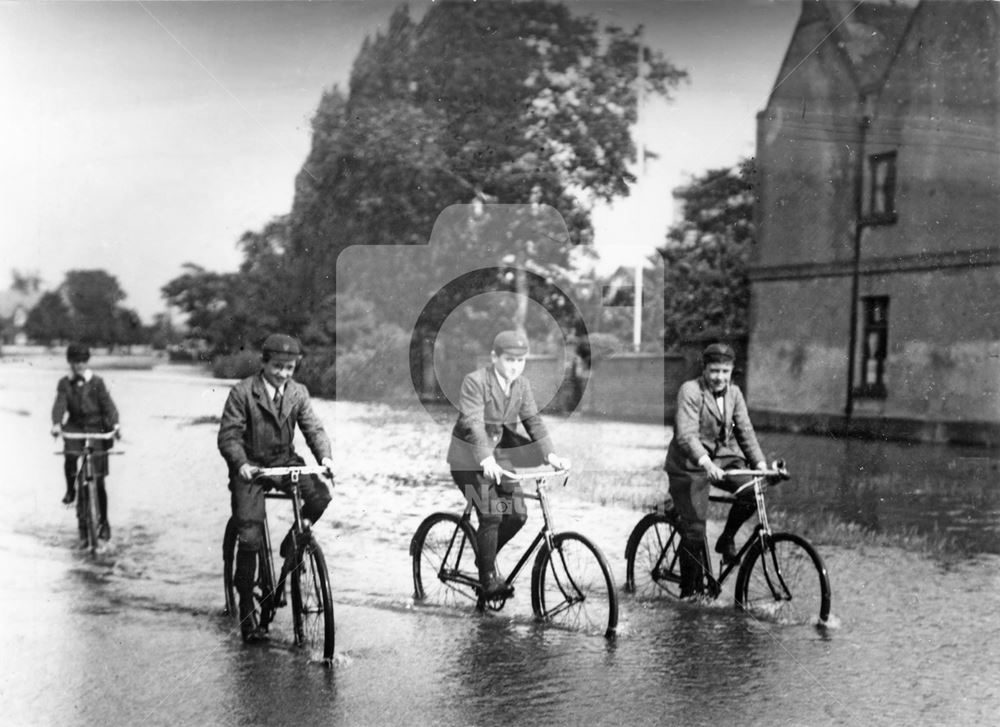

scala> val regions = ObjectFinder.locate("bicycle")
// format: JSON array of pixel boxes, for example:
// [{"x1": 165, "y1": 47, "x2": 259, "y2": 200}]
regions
[
  {"x1": 55, "y1": 430, "x2": 122, "y2": 554},
  {"x1": 624, "y1": 464, "x2": 832, "y2": 625},
  {"x1": 222, "y1": 465, "x2": 336, "y2": 663},
  {"x1": 410, "y1": 468, "x2": 619, "y2": 638}
]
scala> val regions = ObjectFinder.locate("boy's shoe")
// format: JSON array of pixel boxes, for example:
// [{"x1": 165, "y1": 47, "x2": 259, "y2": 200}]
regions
[
  {"x1": 715, "y1": 537, "x2": 739, "y2": 566},
  {"x1": 481, "y1": 574, "x2": 514, "y2": 600},
  {"x1": 239, "y1": 600, "x2": 267, "y2": 643},
  {"x1": 62, "y1": 488, "x2": 76, "y2": 505},
  {"x1": 98, "y1": 521, "x2": 111, "y2": 541}
]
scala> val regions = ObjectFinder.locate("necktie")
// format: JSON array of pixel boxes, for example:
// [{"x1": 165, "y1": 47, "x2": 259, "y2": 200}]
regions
[{"x1": 273, "y1": 387, "x2": 282, "y2": 413}]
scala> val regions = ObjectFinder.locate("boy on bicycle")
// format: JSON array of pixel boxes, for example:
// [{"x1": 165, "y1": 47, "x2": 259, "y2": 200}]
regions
[
  {"x1": 217, "y1": 333, "x2": 334, "y2": 642},
  {"x1": 664, "y1": 342, "x2": 768, "y2": 598},
  {"x1": 50, "y1": 343, "x2": 120, "y2": 543},
  {"x1": 447, "y1": 330, "x2": 570, "y2": 599}
]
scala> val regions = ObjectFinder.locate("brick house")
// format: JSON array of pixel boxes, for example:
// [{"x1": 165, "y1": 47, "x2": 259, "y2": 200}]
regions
[{"x1": 749, "y1": 0, "x2": 1000, "y2": 445}]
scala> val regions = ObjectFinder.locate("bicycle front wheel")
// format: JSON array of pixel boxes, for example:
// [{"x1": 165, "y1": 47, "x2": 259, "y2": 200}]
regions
[
  {"x1": 410, "y1": 513, "x2": 480, "y2": 608},
  {"x1": 290, "y1": 539, "x2": 335, "y2": 662},
  {"x1": 78, "y1": 477, "x2": 100, "y2": 553},
  {"x1": 624, "y1": 513, "x2": 682, "y2": 599},
  {"x1": 222, "y1": 518, "x2": 239, "y2": 617},
  {"x1": 531, "y1": 532, "x2": 618, "y2": 638},
  {"x1": 735, "y1": 532, "x2": 831, "y2": 625}
]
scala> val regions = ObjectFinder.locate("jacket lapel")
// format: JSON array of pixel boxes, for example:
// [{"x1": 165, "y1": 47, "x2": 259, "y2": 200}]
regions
[
  {"x1": 702, "y1": 380, "x2": 723, "y2": 422},
  {"x1": 252, "y1": 375, "x2": 279, "y2": 421}
]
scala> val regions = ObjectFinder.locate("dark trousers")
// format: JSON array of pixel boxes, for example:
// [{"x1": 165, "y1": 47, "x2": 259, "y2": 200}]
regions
[
  {"x1": 64, "y1": 454, "x2": 109, "y2": 525},
  {"x1": 230, "y1": 459, "x2": 331, "y2": 602},
  {"x1": 452, "y1": 470, "x2": 528, "y2": 581},
  {"x1": 667, "y1": 454, "x2": 757, "y2": 594}
]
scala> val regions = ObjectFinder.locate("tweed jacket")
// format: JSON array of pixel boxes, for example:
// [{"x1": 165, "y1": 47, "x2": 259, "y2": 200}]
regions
[
  {"x1": 446, "y1": 366, "x2": 554, "y2": 472},
  {"x1": 51, "y1": 372, "x2": 119, "y2": 433},
  {"x1": 665, "y1": 377, "x2": 765, "y2": 474},
  {"x1": 218, "y1": 372, "x2": 331, "y2": 479}
]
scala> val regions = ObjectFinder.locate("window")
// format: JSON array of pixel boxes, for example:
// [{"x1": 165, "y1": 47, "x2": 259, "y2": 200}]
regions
[
  {"x1": 867, "y1": 152, "x2": 897, "y2": 224},
  {"x1": 856, "y1": 296, "x2": 889, "y2": 398}
]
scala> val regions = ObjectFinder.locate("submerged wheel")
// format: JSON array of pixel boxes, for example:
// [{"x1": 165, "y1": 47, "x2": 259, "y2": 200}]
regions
[
  {"x1": 624, "y1": 513, "x2": 683, "y2": 599},
  {"x1": 735, "y1": 532, "x2": 831, "y2": 625},
  {"x1": 222, "y1": 518, "x2": 239, "y2": 616},
  {"x1": 531, "y1": 532, "x2": 618, "y2": 638},
  {"x1": 222, "y1": 520, "x2": 276, "y2": 630},
  {"x1": 411, "y1": 513, "x2": 480, "y2": 608},
  {"x1": 78, "y1": 478, "x2": 101, "y2": 554},
  {"x1": 290, "y1": 539, "x2": 336, "y2": 662}
]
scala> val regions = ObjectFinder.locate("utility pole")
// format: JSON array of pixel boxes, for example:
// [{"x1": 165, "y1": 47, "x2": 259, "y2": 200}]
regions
[{"x1": 632, "y1": 33, "x2": 646, "y2": 353}]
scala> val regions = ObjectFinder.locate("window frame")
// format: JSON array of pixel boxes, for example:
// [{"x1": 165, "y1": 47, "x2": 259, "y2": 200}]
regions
[
  {"x1": 865, "y1": 151, "x2": 898, "y2": 225},
  {"x1": 854, "y1": 295, "x2": 889, "y2": 399}
]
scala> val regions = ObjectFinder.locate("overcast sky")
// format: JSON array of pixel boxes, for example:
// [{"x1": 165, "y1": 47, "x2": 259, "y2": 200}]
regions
[{"x1": 0, "y1": 0, "x2": 801, "y2": 322}]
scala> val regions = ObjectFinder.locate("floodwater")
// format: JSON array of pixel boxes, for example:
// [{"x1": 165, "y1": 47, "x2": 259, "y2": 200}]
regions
[{"x1": 1, "y1": 357, "x2": 997, "y2": 726}]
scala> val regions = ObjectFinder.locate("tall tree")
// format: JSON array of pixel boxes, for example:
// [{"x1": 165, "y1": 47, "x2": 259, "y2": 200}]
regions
[
  {"x1": 659, "y1": 159, "x2": 756, "y2": 346},
  {"x1": 286, "y1": 1, "x2": 687, "y2": 339},
  {"x1": 24, "y1": 291, "x2": 72, "y2": 344},
  {"x1": 62, "y1": 269, "x2": 127, "y2": 346}
]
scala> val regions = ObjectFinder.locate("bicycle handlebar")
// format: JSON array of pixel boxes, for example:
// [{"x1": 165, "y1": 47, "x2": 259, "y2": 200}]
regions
[
  {"x1": 58, "y1": 431, "x2": 119, "y2": 441},
  {"x1": 499, "y1": 467, "x2": 570, "y2": 483},
  {"x1": 250, "y1": 465, "x2": 333, "y2": 479}
]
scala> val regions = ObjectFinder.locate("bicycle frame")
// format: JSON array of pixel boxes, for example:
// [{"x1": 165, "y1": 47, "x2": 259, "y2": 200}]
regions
[
  {"x1": 705, "y1": 473, "x2": 791, "y2": 601},
  {"x1": 256, "y1": 466, "x2": 331, "y2": 596},
  {"x1": 445, "y1": 469, "x2": 569, "y2": 591},
  {"x1": 57, "y1": 431, "x2": 120, "y2": 551}
]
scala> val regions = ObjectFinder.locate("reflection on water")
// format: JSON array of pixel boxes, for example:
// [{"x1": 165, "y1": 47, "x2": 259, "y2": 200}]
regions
[{"x1": 760, "y1": 433, "x2": 1000, "y2": 554}]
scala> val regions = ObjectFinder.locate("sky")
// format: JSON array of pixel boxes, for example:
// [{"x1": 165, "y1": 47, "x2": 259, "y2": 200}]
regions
[{"x1": 0, "y1": 0, "x2": 801, "y2": 322}]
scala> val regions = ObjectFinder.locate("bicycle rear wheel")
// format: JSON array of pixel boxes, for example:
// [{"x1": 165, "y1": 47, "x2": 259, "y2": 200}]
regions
[
  {"x1": 531, "y1": 532, "x2": 618, "y2": 638},
  {"x1": 735, "y1": 532, "x2": 831, "y2": 625},
  {"x1": 410, "y1": 512, "x2": 480, "y2": 608},
  {"x1": 290, "y1": 538, "x2": 335, "y2": 662},
  {"x1": 624, "y1": 513, "x2": 682, "y2": 599},
  {"x1": 222, "y1": 521, "x2": 276, "y2": 630}
]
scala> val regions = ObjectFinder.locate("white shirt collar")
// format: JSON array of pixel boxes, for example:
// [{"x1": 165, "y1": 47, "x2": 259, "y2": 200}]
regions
[
  {"x1": 493, "y1": 367, "x2": 514, "y2": 396},
  {"x1": 262, "y1": 377, "x2": 285, "y2": 400}
]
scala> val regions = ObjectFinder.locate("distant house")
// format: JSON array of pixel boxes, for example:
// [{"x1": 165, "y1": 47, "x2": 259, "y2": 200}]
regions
[
  {"x1": 0, "y1": 288, "x2": 43, "y2": 345},
  {"x1": 749, "y1": 0, "x2": 1000, "y2": 445}
]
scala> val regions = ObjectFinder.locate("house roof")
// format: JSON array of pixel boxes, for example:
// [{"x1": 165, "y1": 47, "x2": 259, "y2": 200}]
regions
[
  {"x1": 823, "y1": 0, "x2": 919, "y2": 90},
  {"x1": 0, "y1": 289, "x2": 43, "y2": 319}
]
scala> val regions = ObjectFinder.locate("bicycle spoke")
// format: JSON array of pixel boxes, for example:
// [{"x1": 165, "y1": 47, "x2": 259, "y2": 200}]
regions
[
  {"x1": 533, "y1": 533, "x2": 617, "y2": 637},
  {"x1": 412, "y1": 513, "x2": 480, "y2": 608},
  {"x1": 738, "y1": 533, "x2": 830, "y2": 625}
]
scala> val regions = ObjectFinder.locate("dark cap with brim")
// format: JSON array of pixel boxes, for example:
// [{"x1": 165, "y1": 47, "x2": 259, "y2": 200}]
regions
[
  {"x1": 702, "y1": 342, "x2": 735, "y2": 363},
  {"x1": 492, "y1": 330, "x2": 529, "y2": 356},
  {"x1": 262, "y1": 333, "x2": 302, "y2": 356}
]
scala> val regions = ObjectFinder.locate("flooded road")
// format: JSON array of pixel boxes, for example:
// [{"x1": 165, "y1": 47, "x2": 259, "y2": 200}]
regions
[{"x1": 1, "y1": 357, "x2": 997, "y2": 725}]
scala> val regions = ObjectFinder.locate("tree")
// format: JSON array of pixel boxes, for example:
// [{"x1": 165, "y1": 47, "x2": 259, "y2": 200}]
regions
[
  {"x1": 660, "y1": 159, "x2": 756, "y2": 346},
  {"x1": 62, "y1": 270, "x2": 128, "y2": 346},
  {"x1": 285, "y1": 1, "x2": 687, "y2": 340},
  {"x1": 161, "y1": 263, "x2": 252, "y2": 353},
  {"x1": 24, "y1": 291, "x2": 72, "y2": 344}
]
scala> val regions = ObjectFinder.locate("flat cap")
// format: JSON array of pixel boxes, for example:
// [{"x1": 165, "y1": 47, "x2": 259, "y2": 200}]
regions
[
  {"x1": 702, "y1": 342, "x2": 735, "y2": 363},
  {"x1": 492, "y1": 330, "x2": 529, "y2": 356},
  {"x1": 261, "y1": 333, "x2": 302, "y2": 356}
]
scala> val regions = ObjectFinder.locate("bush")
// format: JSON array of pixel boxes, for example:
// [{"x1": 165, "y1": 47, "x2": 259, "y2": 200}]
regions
[
  {"x1": 336, "y1": 323, "x2": 411, "y2": 402},
  {"x1": 295, "y1": 346, "x2": 337, "y2": 398},
  {"x1": 212, "y1": 350, "x2": 260, "y2": 379}
]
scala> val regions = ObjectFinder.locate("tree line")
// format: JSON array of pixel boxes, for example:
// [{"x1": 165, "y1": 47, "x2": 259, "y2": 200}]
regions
[{"x1": 12, "y1": 3, "x2": 755, "y2": 380}]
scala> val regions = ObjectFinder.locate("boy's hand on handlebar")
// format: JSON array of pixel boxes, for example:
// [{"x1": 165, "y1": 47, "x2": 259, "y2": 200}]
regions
[
  {"x1": 50, "y1": 424, "x2": 61, "y2": 438},
  {"x1": 239, "y1": 463, "x2": 256, "y2": 482},
  {"x1": 320, "y1": 457, "x2": 335, "y2": 482},
  {"x1": 546, "y1": 453, "x2": 570, "y2": 471},
  {"x1": 480, "y1": 456, "x2": 505, "y2": 484},
  {"x1": 703, "y1": 461, "x2": 726, "y2": 482}
]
